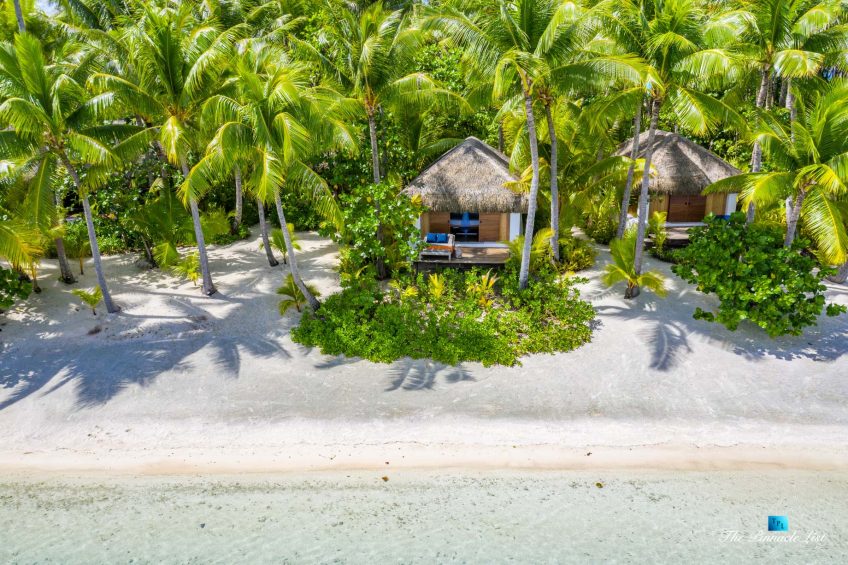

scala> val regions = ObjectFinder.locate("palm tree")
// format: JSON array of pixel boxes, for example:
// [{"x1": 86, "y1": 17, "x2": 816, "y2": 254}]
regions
[
  {"x1": 184, "y1": 41, "x2": 350, "y2": 311},
  {"x1": 91, "y1": 4, "x2": 246, "y2": 296},
  {"x1": 304, "y1": 0, "x2": 456, "y2": 278},
  {"x1": 706, "y1": 81, "x2": 848, "y2": 266},
  {"x1": 721, "y1": 0, "x2": 847, "y2": 222},
  {"x1": 602, "y1": 227, "x2": 667, "y2": 299},
  {"x1": 595, "y1": 0, "x2": 745, "y2": 293},
  {"x1": 428, "y1": 0, "x2": 589, "y2": 288},
  {"x1": 0, "y1": 34, "x2": 147, "y2": 313}
]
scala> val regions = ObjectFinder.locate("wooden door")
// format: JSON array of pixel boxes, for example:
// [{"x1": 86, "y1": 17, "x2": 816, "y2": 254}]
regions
[
  {"x1": 478, "y1": 213, "x2": 502, "y2": 242},
  {"x1": 667, "y1": 195, "x2": 707, "y2": 222}
]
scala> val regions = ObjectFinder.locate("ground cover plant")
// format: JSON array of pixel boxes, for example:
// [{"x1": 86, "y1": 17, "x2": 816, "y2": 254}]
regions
[{"x1": 293, "y1": 265, "x2": 595, "y2": 367}]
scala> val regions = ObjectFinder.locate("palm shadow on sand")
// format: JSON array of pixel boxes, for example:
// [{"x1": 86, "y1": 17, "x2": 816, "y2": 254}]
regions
[
  {"x1": 0, "y1": 293, "x2": 290, "y2": 411},
  {"x1": 596, "y1": 292, "x2": 848, "y2": 371}
]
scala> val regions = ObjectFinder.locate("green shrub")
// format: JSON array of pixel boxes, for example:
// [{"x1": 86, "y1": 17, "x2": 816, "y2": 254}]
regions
[
  {"x1": 212, "y1": 223, "x2": 251, "y2": 246},
  {"x1": 0, "y1": 267, "x2": 32, "y2": 310},
  {"x1": 336, "y1": 182, "x2": 424, "y2": 278},
  {"x1": 558, "y1": 235, "x2": 596, "y2": 272},
  {"x1": 672, "y1": 213, "x2": 846, "y2": 337},
  {"x1": 583, "y1": 214, "x2": 616, "y2": 244},
  {"x1": 293, "y1": 267, "x2": 595, "y2": 366}
]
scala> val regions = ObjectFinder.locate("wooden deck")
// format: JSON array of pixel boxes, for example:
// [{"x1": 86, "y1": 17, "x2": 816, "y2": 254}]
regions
[{"x1": 414, "y1": 246, "x2": 510, "y2": 272}]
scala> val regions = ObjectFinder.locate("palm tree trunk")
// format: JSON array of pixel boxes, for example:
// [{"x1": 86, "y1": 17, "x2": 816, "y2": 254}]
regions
[
  {"x1": 543, "y1": 102, "x2": 560, "y2": 260},
  {"x1": 633, "y1": 98, "x2": 660, "y2": 285},
  {"x1": 257, "y1": 198, "x2": 279, "y2": 267},
  {"x1": 141, "y1": 238, "x2": 155, "y2": 268},
  {"x1": 828, "y1": 261, "x2": 848, "y2": 284},
  {"x1": 498, "y1": 120, "x2": 505, "y2": 153},
  {"x1": 232, "y1": 166, "x2": 243, "y2": 233},
  {"x1": 784, "y1": 190, "x2": 805, "y2": 247},
  {"x1": 180, "y1": 160, "x2": 216, "y2": 296},
  {"x1": 519, "y1": 86, "x2": 542, "y2": 290},
  {"x1": 54, "y1": 236, "x2": 77, "y2": 284},
  {"x1": 747, "y1": 68, "x2": 771, "y2": 223},
  {"x1": 59, "y1": 154, "x2": 118, "y2": 313},
  {"x1": 617, "y1": 98, "x2": 643, "y2": 239},
  {"x1": 13, "y1": 0, "x2": 25, "y2": 32},
  {"x1": 367, "y1": 111, "x2": 387, "y2": 279},
  {"x1": 274, "y1": 190, "x2": 319, "y2": 311}
]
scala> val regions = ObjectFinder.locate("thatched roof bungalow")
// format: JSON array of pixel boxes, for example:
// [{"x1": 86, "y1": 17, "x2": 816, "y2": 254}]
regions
[
  {"x1": 404, "y1": 137, "x2": 526, "y2": 244},
  {"x1": 615, "y1": 130, "x2": 740, "y2": 224}
]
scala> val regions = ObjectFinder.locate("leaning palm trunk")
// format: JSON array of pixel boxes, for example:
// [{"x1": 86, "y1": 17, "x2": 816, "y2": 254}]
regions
[
  {"x1": 617, "y1": 98, "x2": 643, "y2": 239},
  {"x1": 632, "y1": 99, "x2": 661, "y2": 290},
  {"x1": 54, "y1": 236, "x2": 77, "y2": 284},
  {"x1": 257, "y1": 198, "x2": 278, "y2": 267},
  {"x1": 181, "y1": 161, "x2": 216, "y2": 296},
  {"x1": 367, "y1": 112, "x2": 387, "y2": 279},
  {"x1": 747, "y1": 68, "x2": 771, "y2": 223},
  {"x1": 544, "y1": 102, "x2": 559, "y2": 260},
  {"x1": 518, "y1": 87, "x2": 542, "y2": 290},
  {"x1": 828, "y1": 261, "x2": 848, "y2": 284},
  {"x1": 232, "y1": 166, "x2": 243, "y2": 233},
  {"x1": 273, "y1": 190, "x2": 319, "y2": 311},
  {"x1": 59, "y1": 154, "x2": 119, "y2": 313},
  {"x1": 13, "y1": 0, "x2": 25, "y2": 32}
]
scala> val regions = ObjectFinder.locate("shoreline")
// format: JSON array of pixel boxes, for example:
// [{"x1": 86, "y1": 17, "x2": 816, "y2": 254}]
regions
[{"x1": 2, "y1": 418, "x2": 846, "y2": 476}]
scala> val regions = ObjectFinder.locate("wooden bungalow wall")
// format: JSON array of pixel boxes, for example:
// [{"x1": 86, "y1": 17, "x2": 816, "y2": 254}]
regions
[{"x1": 420, "y1": 212, "x2": 509, "y2": 242}]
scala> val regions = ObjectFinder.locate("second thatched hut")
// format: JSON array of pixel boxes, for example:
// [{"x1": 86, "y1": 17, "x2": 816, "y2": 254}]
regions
[{"x1": 616, "y1": 130, "x2": 740, "y2": 224}]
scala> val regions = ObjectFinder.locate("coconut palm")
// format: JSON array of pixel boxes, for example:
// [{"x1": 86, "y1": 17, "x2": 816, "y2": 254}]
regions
[
  {"x1": 706, "y1": 81, "x2": 848, "y2": 265},
  {"x1": 303, "y1": 0, "x2": 460, "y2": 278},
  {"x1": 277, "y1": 273, "x2": 320, "y2": 314},
  {"x1": 183, "y1": 40, "x2": 351, "y2": 311},
  {"x1": 0, "y1": 34, "x2": 148, "y2": 313},
  {"x1": 428, "y1": 0, "x2": 590, "y2": 288},
  {"x1": 90, "y1": 3, "x2": 246, "y2": 296},
  {"x1": 602, "y1": 228, "x2": 667, "y2": 299},
  {"x1": 719, "y1": 0, "x2": 848, "y2": 221},
  {"x1": 594, "y1": 0, "x2": 745, "y2": 294}
]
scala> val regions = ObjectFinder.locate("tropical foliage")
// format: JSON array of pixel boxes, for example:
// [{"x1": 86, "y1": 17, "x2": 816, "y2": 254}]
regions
[
  {"x1": 0, "y1": 0, "x2": 845, "y2": 344},
  {"x1": 673, "y1": 214, "x2": 845, "y2": 336},
  {"x1": 293, "y1": 265, "x2": 595, "y2": 366}
]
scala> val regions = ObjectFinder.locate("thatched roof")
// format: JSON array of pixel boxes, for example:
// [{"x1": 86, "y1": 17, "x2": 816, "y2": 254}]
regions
[
  {"x1": 403, "y1": 137, "x2": 528, "y2": 213},
  {"x1": 615, "y1": 130, "x2": 740, "y2": 196}
]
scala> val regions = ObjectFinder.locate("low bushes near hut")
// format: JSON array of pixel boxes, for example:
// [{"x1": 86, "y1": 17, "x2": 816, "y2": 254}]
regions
[
  {"x1": 672, "y1": 213, "x2": 846, "y2": 337},
  {"x1": 558, "y1": 234, "x2": 596, "y2": 272},
  {"x1": 292, "y1": 265, "x2": 595, "y2": 367}
]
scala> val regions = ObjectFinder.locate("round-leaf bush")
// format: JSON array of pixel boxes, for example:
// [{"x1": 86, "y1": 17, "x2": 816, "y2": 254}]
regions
[{"x1": 672, "y1": 213, "x2": 846, "y2": 337}]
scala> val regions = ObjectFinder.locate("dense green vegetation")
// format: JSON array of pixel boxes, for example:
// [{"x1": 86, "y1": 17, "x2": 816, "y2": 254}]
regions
[
  {"x1": 674, "y1": 214, "x2": 846, "y2": 336},
  {"x1": 0, "y1": 0, "x2": 846, "y2": 352},
  {"x1": 293, "y1": 266, "x2": 595, "y2": 366}
]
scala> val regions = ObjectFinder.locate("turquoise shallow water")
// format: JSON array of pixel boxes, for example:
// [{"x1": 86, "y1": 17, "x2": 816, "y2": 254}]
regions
[{"x1": 0, "y1": 470, "x2": 846, "y2": 563}]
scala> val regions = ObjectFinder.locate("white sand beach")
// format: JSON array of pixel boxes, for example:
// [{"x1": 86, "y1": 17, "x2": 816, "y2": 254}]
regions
[{"x1": 1, "y1": 230, "x2": 847, "y2": 475}]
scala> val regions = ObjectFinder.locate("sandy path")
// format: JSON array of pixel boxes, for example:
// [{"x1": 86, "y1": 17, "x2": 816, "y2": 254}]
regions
[{"x1": 1, "y1": 230, "x2": 847, "y2": 474}]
